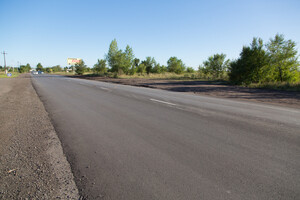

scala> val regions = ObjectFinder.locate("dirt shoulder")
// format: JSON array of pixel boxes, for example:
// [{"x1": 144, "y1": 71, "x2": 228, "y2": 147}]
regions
[
  {"x1": 73, "y1": 76, "x2": 300, "y2": 109},
  {"x1": 0, "y1": 74, "x2": 79, "y2": 199}
]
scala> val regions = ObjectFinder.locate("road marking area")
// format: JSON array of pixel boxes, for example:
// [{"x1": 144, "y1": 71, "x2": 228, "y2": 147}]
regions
[
  {"x1": 150, "y1": 98, "x2": 176, "y2": 106},
  {"x1": 100, "y1": 87, "x2": 109, "y2": 90},
  {"x1": 96, "y1": 86, "x2": 111, "y2": 91}
]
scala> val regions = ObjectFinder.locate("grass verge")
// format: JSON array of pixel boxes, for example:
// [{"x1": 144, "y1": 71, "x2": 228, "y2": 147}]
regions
[{"x1": 0, "y1": 72, "x2": 20, "y2": 78}]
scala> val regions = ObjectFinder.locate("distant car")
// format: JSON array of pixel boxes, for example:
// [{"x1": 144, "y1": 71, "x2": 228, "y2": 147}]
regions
[
  {"x1": 32, "y1": 71, "x2": 38, "y2": 75},
  {"x1": 38, "y1": 71, "x2": 44, "y2": 74}
]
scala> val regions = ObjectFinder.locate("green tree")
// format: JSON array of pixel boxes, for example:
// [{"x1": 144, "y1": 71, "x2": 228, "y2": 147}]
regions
[
  {"x1": 19, "y1": 65, "x2": 26, "y2": 73},
  {"x1": 141, "y1": 57, "x2": 156, "y2": 74},
  {"x1": 161, "y1": 65, "x2": 168, "y2": 73},
  {"x1": 93, "y1": 59, "x2": 107, "y2": 74},
  {"x1": 152, "y1": 63, "x2": 162, "y2": 74},
  {"x1": 75, "y1": 60, "x2": 87, "y2": 75},
  {"x1": 121, "y1": 45, "x2": 134, "y2": 74},
  {"x1": 167, "y1": 57, "x2": 185, "y2": 74},
  {"x1": 129, "y1": 65, "x2": 137, "y2": 75},
  {"x1": 133, "y1": 58, "x2": 140, "y2": 67},
  {"x1": 137, "y1": 63, "x2": 146, "y2": 74},
  {"x1": 186, "y1": 67, "x2": 195, "y2": 73},
  {"x1": 266, "y1": 34, "x2": 299, "y2": 82},
  {"x1": 45, "y1": 67, "x2": 52, "y2": 73},
  {"x1": 129, "y1": 58, "x2": 140, "y2": 75},
  {"x1": 25, "y1": 63, "x2": 31, "y2": 71},
  {"x1": 106, "y1": 39, "x2": 119, "y2": 72},
  {"x1": 105, "y1": 39, "x2": 134, "y2": 74},
  {"x1": 36, "y1": 63, "x2": 44, "y2": 72},
  {"x1": 229, "y1": 38, "x2": 268, "y2": 84},
  {"x1": 51, "y1": 65, "x2": 62, "y2": 72},
  {"x1": 203, "y1": 54, "x2": 229, "y2": 79},
  {"x1": 19, "y1": 63, "x2": 31, "y2": 73}
]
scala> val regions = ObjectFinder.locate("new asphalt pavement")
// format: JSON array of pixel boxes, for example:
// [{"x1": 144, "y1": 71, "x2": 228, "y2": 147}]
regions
[{"x1": 32, "y1": 74, "x2": 300, "y2": 200}]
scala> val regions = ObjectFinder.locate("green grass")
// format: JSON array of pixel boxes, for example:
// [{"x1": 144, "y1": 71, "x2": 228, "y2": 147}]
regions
[
  {"x1": 0, "y1": 72, "x2": 20, "y2": 78},
  {"x1": 248, "y1": 82, "x2": 300, "y2": 92}
]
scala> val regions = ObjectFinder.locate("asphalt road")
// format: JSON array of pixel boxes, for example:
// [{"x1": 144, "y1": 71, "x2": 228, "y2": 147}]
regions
[{"x1": 32, "y1": 74, "x2": 300, "y2": 200}]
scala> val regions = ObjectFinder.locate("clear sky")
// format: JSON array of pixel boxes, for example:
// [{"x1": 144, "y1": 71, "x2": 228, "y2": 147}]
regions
[{"x1": 0, "y1": 0, "x2": 299, "y2": 69}]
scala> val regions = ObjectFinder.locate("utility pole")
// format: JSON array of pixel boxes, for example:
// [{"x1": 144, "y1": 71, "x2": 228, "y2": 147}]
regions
[
  {"x1": 1, "y1": 51, "x2": 8, "y2": 74},
  {"x1": 17, "y1": 61, "x2": 20, "y2": 73}
]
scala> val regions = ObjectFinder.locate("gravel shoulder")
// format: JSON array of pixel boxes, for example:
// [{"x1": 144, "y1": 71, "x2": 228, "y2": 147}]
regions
[
  {"x1": 0, "y1": 74, "x2": 79, "y2": 199},
  {"x1": 74, "y1": 76, "x2": 300, "y2": 109}
]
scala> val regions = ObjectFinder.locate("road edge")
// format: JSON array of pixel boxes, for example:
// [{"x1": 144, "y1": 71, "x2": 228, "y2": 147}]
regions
[{"x1": 30, "y1": 76, "x2": 80, "y2": 199}]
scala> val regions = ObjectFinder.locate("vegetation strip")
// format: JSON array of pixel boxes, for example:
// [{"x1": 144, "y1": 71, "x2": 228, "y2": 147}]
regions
[{"x1": 2, "y1": 33, "x2": 299, "y2": 91}]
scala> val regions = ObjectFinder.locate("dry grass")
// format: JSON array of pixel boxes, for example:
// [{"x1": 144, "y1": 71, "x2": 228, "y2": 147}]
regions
[
  {"x1": 51, "y1": 71, "x2": 205, "y2": 80},
  {"x1": 249, "y1": 82, "x2": 300, "y2": 92},
  {"x1": 50, "y1": 71, "x2": 94, "y2": 76},
  {"x1": 48, "y1": 71, "x2": 73, "y2": 75},
  {"x1": 115, "y1": 72, "x2": 207, "y2": 80}
]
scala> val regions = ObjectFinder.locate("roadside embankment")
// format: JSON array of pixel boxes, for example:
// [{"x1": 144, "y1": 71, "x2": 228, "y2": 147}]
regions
[{"x1": 0, "y1": 74, "x2": 79, "y2": 199}]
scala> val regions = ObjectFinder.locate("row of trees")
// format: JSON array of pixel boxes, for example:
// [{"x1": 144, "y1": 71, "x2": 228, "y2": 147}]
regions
[
  {"x1": 74, "y1": 39, "x2": 188, "y2": 76},
  {"x1": 90, "y1": 35, "x2": 299, "y2": 84},
  {"x1": 12, "y1": 33, "x2": 299, "y2": 85},
  {"x1": 91, "y1": 39, "x2": 187, "y2": 75},
  {"x1": 0, "y1": 63, "x2": 32, "y2": 73},
  {"x1": 34, "y1": 63, "x2": 82, "y2": 73},
  {"x1": 12, "y1": 62, "x2": 74, "y2": 74},
  {"x1": 36, "y1": 63, "x2": 65, "y2": 73}
]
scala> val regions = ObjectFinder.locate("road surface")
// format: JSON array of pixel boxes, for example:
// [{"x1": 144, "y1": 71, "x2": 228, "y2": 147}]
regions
[{"x1": 32, "y1": 74, "x2": 300, "y2": 200}]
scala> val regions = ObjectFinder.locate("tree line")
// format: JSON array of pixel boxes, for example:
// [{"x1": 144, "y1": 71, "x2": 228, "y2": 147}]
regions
[
  {"x1": 0, "y1": 63, "x2": 33, "y2": 73},
  {"x1": 10, "y1": 33, "x2": 299, "y2": 85},
  {"x1": 0, "y1": 63, "x2": 74, "y2": 73},
  {"x1": 75, "y1": 34, "x2": 299, "y2": 85},
  {"x1": 74, "y1": 39, "x2": 187, "y2": 76},
  {"x1": 4, "y1": 63, "x2": 89, "y2": 74}
]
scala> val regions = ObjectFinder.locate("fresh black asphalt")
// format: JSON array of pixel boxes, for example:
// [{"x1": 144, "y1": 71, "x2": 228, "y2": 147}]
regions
[{"x1": 32, "y1": 74, "x2": 300, "y2": 200}]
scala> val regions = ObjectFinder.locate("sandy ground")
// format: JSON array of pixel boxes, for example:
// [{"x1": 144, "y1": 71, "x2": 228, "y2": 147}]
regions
[
  {"x1": 75, "y1": 76, "x2": 300, "y2": 109},
  {"x1": 0, "y1": 74, "x2": 79, "y2": 199}
]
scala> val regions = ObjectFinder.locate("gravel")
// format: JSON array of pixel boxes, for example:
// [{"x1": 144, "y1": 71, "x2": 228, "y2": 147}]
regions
[{"x1": 0, "y1": 74, "x2": 79, "y2": 199}]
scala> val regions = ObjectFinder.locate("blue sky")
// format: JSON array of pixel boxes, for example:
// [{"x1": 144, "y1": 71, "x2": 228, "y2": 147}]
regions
[{"x1": 0, "y1": 0, "x2": 299, "y2": 69}]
